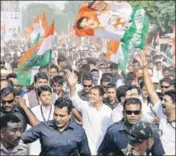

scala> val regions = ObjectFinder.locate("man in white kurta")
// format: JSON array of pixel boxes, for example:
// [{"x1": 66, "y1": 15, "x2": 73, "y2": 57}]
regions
[{"x1": 67, "y1": 71, "x2": 112, "y2": 155}]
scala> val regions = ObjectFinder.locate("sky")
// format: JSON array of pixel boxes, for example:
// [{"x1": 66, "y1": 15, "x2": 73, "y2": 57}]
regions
[{"x1": 20, "y1": 1, "x2": 67, "y2": 10}]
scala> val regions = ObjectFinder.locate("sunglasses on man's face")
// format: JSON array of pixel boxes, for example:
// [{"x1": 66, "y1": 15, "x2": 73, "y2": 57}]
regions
[
  {"x1": 125, "y1": 110, "x2": 141, "y2": 115},
  {"x1": 83, "y1": 85, "x2": 92, "y2": 88},
  {"x1": 2, "y1": 99, "x2": 14, "y2": 104}
]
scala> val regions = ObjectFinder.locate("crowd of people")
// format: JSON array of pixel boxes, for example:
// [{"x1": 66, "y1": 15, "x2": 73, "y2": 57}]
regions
[{"x1": 0, "y1": 31, "x2": 175, "y2": 156}]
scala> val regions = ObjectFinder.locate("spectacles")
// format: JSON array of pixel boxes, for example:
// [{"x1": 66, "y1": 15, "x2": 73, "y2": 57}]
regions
[
  {"x1": 161, "y1": 86, "x2": 170, "y2": 89},
  {"x1": 83, "y1": 85, "x2": 92, "y2": 88},
  {"x1": 125, "y1": 110, "x2": 141, "y2": 115},
  {"x1": 2, "y1": 99, "x2": 14, "y2": 104}
]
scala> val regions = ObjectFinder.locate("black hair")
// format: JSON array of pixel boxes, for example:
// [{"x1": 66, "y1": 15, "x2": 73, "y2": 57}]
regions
[
  {"x1": 0, "y1": 114, "x2": 21, "y2": 130},
  {"x1": 133, "y1": 59, "x2": 140, "y2": 64},
  {"x1": 138, "y1": 77, "x2": 144, "y2": 85},
  {"x1": 34, "y1": 72, "x2": 48, "y2": 83},
  {"x1": 1, "y1": 87, "x2": 16, "y2": 97},
  {"x1": 57, "y1": 55, "x2": 66, "y2": 62},
  {"x1": 164, "y1": 90, "x2": 176, "y2": 104},
  {"x1": 54, "y1": 97, "x2": 73, "y2": 114},
  {"x1": 82, "y1": 74, "x2": 93, "y2": 82},
  {"x1": 49, "y1": 64, "x2": 59, "y2": 73},
  {"x1": 116, "y1": 85, "x2": 129, "y2": 102},
  {"x1": 123, "y1": 98, "x2": 142, "y2": 110},
  {"x1": 51, "y1": 75, "x2": 65, "y2": 86},
  {"x1": 80, "y1": 64, "x2": 91, "y2": 72},
  {"x1": 90, "y1": 69, "x2": 99, "y2": 73},
  {"x1": 37, "y1": 85, "x2": 52, "y2": 97},
  {"x1": 6, "y1": 73, "x2": 17, "y2": 79},
  {"x1": 160, "y1": 78, "x2": 172, "y2": 86},
  {"x1": 163, "y1": 67, "x2": 170, "y2": 72},
  {"x1": 126, "y1": 72, "x2": 136, "y2": 81},
  {"x1": 148, "y1": 92, "x2": 164, "y2": 103},
  {"x1": 91, "y1": 85, "x2": 105, "y2": 96},
  {"x1": 77, "y1": 17, "x2": 87, "y2": 29},
  {"x1": 106, "y1": 83, "x2": 117, "y2": 89},
  {"x1": 62, "y1": 65, "x2": 72, "y2": 72},
  {"x1": 100, "y1": 76, "x2": 112, "y2": 85},
  {"x1": 126, "y1": 85, "x2": 140, "y2": 95},
  {"x1": 139, "y1": 81, "x2": 145, "y2": 90}
]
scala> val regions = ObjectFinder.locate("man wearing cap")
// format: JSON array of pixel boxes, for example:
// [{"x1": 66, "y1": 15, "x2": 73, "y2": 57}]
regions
[
  {"x1": 127, "y1": 122, "x2": 161, "y2": 155},
  {"x1": 98, "y1": 98, "x2": 164, "y2": 156}
]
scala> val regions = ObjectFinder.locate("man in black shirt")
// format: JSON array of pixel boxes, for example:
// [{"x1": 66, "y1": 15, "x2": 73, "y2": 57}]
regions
[{"x1": 0, "y1": 87, "x2": 39, "y2": 132}]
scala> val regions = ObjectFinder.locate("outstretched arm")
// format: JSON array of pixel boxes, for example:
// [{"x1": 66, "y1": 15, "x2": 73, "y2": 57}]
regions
[
  {"x1": 15, "y1": 96, "x2": 40, "y2": 127},
  {"x1": 136, "y1": 51, "x2": 160, "y2": 105}
]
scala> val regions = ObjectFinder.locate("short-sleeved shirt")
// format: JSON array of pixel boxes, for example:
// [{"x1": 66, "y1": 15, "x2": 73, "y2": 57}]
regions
[
  {"x1": 0, "y1": 105, "x2": 30, "y2": 132},
  {"x1": 98, "y1": 120, "x2": 165, "y2": 156},
  {"x1": 0, "y1": 140, "x2": 29, "y2": 155},
  {"x1": 21, "y1": 120, "x2": 91, "y2": 156}
]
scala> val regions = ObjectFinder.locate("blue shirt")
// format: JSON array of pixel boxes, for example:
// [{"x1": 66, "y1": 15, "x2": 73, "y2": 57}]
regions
[
  {"x1": 18, "y1": 89, "x2": 26, "y2": 97},
  {"x1": 98, "y1": 120, "x2": 165, "y2": 156},
  {"x1": 21, "y1": 120, "x2": 91, "y2": 156}
]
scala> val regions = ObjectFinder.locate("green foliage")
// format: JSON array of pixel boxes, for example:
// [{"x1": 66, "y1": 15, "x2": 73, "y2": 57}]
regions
[
  {"x1": 153, "y1": 1, "x2": 175, "y2": 32},
  {"x1": 129, "y1": 1, "x2": 175, "y2": 33}
]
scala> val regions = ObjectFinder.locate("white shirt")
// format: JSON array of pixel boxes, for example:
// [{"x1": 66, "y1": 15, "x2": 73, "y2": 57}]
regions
[
  {"x1": 28, "y1": 104, "x2": 54, "y2": 155},
  {"x1": 23, "y1": 92, "x2": 58, "y2": 108},
  {"x1": 152, "y1": 66, "x2": 163, "y2": 82},
  {"x1": 70, "y1": 94, "x2": 112, "y2": 155},
  {"x1": 152, "y1": 101, "x2": 175, "y2": 155},
  {"x1": 111, "y1": 103, "x2": 123, "y2": 123},
  {"x1": 32, "y1": 104, "x2": 54, "y2": 121},
  {"x1": 139, "y1": 96, "x2": 156, "y2": 123}
]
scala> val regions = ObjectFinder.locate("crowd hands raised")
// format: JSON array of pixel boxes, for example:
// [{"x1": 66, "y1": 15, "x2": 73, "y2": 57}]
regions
[{"x1": 0, "y1": 36, "x2": 175, "y2": 156}]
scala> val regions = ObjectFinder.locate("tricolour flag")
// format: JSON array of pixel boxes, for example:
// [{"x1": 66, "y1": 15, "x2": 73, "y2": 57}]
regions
[
  {"x1": 26, "y1": 15, "x2": 40, "y2": 40},
  {"x1": 17, "y1": 21, "x2": 55, "y2": 86},
  {"x1": 106, "y1": 5, "x2": 149, "y2": 72},
  {"x1": 106, "y1": 42, "x2": 129, "y2": 72}
]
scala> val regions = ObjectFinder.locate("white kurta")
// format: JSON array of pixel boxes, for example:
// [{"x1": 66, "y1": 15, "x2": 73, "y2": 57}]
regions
[
  {"x1": 70, "y1": 94, "x2": 112, "y2": 155},
  {"x1": 152, "y1": 101, "x2": 176, "y2": 155}
]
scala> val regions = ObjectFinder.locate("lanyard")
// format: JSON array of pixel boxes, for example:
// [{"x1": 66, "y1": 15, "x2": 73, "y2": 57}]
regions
[
  {"x1": 40, "y1": 105, "x2": 52, "y2": 121},
  {"x1": 167, "y1": 120, "x2": 176, "y2": 130}
]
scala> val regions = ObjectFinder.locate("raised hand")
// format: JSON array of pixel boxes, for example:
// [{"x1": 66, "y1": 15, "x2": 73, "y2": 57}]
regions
[
  {"x1": 15, "y1": 96, "x2": 27, "y2": 109},
  {"x1": 136, "y1": 50, "x2": 148, "y2": 69},
  {"x1": 66, "y1": 70, "x2": 78, "y2": 87}
]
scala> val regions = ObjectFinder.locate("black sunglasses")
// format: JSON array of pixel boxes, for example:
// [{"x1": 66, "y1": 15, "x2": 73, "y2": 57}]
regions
[
  {"x1": 2, "y1": 99, "x2": 14, "y2": 104},
  {"x1": 161, "y1": 86, "x2": 170, "y2": 89},
  {"x1": 83, "y1": 85, "x2": 92, "y2": 88},
  {"x1": 125, "y1": 110, "x2": 141, "y2": 115}
]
